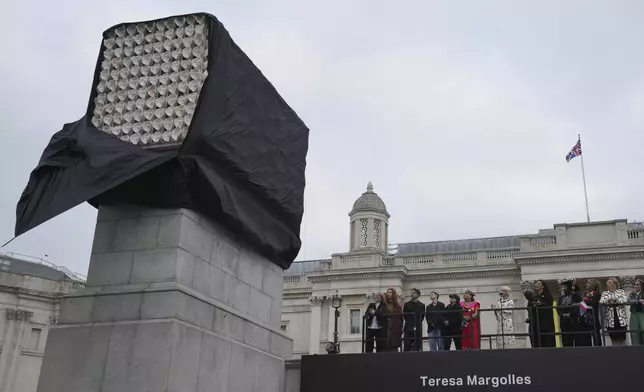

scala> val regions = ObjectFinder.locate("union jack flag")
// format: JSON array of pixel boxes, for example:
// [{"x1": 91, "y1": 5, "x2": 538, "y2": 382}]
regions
[{"x1": 565, "y1": 138, "x2": 582, "y2": 162}]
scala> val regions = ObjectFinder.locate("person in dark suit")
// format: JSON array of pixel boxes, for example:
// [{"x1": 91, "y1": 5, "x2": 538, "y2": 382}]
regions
[
  {"x1": 557, "y1": 278, "x2": 583, "y2": 347},
  {"x1": 443, "y1": 294, "x2": 463, "y2": 350},
  {"x1": 524, "y1": 289, "x2": 539, "y2": 348},
  {"x1": 533, "y1": 279, "x2": 556, "y2": 347},
  {"x1": 426, "y1": 291, "x2": 446, "y2": 350},
  {"x1": 402, "y1": 288, "x2": 425, "y2": 351},
  {"x1": 365, "y1": 293, "x2": 386, "y2": 352},
  {"x1": 579, "y1": 279, "x2": 602, "y2": 346}
]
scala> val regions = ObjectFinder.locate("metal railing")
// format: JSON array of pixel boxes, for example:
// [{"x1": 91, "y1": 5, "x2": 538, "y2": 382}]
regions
[
  {"x1": 0, "y1": 251, "x2": 87, "y2": 282},
  {"x1": 360, "y1": 303, "x2": 644, "y2": 353}
]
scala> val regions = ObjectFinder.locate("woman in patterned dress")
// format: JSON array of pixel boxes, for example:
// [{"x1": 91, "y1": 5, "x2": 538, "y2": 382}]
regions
[
  {"x1": 460, "y1": 290, "x2": 480, "y2": 350},
  {"x1": 492, "y1": 286, "x2": 515, "y2": 349},
  {"x1": 600, "y1": 277, "x2": 628, "y2": 345}
]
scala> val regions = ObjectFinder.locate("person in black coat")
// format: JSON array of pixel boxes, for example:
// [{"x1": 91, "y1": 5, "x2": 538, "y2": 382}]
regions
[
  {"x1": 364, "y1": 293, "x2": 386, "y2": 352},
  {"x1": 556, "y1": 278, "x2": 583, "y2": 347},
  {"x1": 533, "y1": 279, "x2": 556, "y2": 347},
  {"x1": 578, "y1": 279, "x2": 602, "y2": 346},
  {"x1": 426, "y1": 291, "x2": 446, "y2": 351},
  {"x1": 524, "y1": 289, "x2": 539, "y2": 348},
  {"x1": 402, "y1": 288, "x2": 425, "y2": 351},
  {"x1": 443, "y1": 294, "x2": 463, "y2": 350}
]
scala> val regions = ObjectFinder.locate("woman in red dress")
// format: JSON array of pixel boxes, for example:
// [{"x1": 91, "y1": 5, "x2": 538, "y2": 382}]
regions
[{"x1": 460, "y1": 290, "x2": 481, "y2": 349}]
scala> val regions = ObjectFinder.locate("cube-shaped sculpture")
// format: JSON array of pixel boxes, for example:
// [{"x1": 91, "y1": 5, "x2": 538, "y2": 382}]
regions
[{"x1": 15, "y1": 13, "x2": 309, "y2": 269}]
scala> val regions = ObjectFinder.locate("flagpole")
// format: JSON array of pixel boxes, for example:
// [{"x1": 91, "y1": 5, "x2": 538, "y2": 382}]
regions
[{"x1": 579, "y1": 133, "x2": 590, "y2": 222}]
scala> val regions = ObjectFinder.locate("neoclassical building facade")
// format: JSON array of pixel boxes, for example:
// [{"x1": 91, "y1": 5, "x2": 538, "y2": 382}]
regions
[
  {"x1": 281, "y1": 183, "x2": 644, "y2": 356},
  {"x1": 0, "y1": 253, "x2": 83, "y2": 392}
]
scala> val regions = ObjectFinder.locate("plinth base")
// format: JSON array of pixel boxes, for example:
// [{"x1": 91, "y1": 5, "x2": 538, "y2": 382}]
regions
[{"x1": 37, "y1": 207, "x2": 292, "y2": 392}]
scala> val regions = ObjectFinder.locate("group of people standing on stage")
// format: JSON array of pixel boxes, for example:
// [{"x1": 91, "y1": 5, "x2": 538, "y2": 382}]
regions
[
  {"x1": 364, "y1": 287, "x2": 482, "y2": 352},
  {"x1": 363, "y1": 277, "x2": 644, "y2": 353},
  {"x1": 525, "y1": 277, "x2": 644, "y2": 347}
]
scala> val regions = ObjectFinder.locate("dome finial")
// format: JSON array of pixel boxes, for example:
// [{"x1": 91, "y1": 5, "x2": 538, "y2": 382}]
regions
[{"x1": 366, "y1": 181, "x2": 373, "y2": 192}]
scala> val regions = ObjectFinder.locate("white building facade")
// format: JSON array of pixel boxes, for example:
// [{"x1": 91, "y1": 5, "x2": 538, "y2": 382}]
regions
[
  {"x1": 0, "y1": 254, "x2": 82, "y2": 392},
  {"x1": 281, "y1": 183, "x2": 644, "y2": 356}
]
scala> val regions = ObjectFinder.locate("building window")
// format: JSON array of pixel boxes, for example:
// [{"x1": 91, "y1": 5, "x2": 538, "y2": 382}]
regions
[
  {"x1": 373, "y1": 219, "x2": 381, "y2": 248},
  {"x1": 349, "y1": 309, "x2": 361, "y2": 334},
  {"x1": 360, "y1": 219, "x2": 368, "y2": 247},
  {"x1": 27, "y1": 328, "x2": 42, "y2": 351}
]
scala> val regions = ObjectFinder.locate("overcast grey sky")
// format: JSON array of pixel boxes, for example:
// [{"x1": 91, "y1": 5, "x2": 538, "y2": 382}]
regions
[{"x1": 1, "y1": 0, "x2": 642, "y2": 274}]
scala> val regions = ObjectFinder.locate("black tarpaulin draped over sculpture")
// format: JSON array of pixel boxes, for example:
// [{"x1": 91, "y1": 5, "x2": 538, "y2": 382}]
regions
[{"x1": 13, "y1": 13, "x2": 309, "y2": 269}]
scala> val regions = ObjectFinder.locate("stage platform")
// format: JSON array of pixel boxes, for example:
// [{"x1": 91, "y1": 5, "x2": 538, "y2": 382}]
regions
[{"x1": 300, "y1": 345, "x2": 642, "y2": 391}]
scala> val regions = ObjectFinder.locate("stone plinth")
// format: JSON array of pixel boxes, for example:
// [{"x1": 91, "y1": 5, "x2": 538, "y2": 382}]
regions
[{"x1": 37, "y1": 206, "x2": 293, "y2": 392}]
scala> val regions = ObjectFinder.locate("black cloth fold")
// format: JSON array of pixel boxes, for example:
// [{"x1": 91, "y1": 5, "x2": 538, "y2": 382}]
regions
[{"x1": 13, "y1": 13, "x2": 309, "y2": 269}]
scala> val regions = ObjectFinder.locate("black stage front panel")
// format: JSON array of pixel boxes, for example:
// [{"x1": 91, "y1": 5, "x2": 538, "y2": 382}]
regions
[{"x1": 301, "y1": 346, "x2": 642, "y2": 392}]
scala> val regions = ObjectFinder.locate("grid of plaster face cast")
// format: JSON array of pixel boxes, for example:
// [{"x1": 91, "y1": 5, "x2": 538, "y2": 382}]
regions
[{"x1": 91, "y1": 15, "x2": 209, "y2": 146}]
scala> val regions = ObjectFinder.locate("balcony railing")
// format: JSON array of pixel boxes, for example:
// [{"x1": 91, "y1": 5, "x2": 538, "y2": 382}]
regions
[
  {"x1": 399, "y1": 249, "x2": 517, "y2": 268},
  {"x1": 359, "y1": 303, "x2": 643, "y2": 353}
]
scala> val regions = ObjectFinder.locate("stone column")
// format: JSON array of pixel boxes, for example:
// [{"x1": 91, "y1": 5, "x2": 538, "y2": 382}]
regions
[
  {"x1": 37, "y1": 206, "x2": 293, "y2": 392},
  {"x1": 308, "y1": 296, "x2": 325, "y2": 354},
  {"x1": 0, "y1": 309, "x2": 33, "y2": 392},
  {"x1": 327, "y1": 305, "x2": 335, "y2": 342}
]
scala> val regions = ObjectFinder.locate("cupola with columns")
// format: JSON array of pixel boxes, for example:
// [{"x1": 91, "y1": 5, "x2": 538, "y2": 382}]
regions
[{"x1": 348, "y1": 182, "x2": 390, "y2": 252}]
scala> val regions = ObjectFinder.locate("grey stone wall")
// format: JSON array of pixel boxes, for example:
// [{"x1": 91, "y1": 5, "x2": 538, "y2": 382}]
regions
[{"x1": 37, "y1": 206, "x2": 293, "y2": 392}]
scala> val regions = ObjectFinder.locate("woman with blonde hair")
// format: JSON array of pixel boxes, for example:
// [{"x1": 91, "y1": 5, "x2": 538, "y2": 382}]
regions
[
  {"x1": 492, "y1": 286, "x2": 515, "y2": 349},
  {"x1": 599, "y1": 277, "x2": 628, "y2": 345}
]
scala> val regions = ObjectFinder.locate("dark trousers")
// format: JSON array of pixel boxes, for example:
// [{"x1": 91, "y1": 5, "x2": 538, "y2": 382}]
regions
[
  {"x1": 403, "y1": 329, "x2": 423, "y2": 351},
  {"x1": 536, "y1": 331, "x2": 556, "y2": 348},
  {"x1": 365, "y1": 328, "x2": 385, "y2": 353},
  {"x1": 560, "y1": 322, "x2": 576, "y2": 347},
  {"x1": 575, "y1": 329, "x2": 592, "y2": 347},
  {"x1": 443, "y1": 328, "x2": 461, "y2": 350}
]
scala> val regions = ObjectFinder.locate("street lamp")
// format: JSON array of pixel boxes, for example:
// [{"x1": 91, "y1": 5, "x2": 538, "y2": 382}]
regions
[{"x1": 329, "y1": 291, "x2": 342, "y2": 354}]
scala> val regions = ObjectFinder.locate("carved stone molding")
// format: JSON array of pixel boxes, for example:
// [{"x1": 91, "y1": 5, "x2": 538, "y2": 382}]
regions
[
  {"x1": 49, "y1": 316, "x2": 59, "y2": 325},
  {"x1": 515, "y1": 252, "x2": 644, "y2": 265},
  {"x1": 407, "y1": 269, "x2": 520, "y2": 281},
  {"x1": 309, "y1": 271, "x2": 406, "y2": 283},
  {"x1": 520, "y1": 280, "x2": 535, "y2": 292},
  {"x1": 283, "y1": 292, "x2": 311, "y2": 300},
  {"x1": 6, "y1": 309, "x2": 33, "y2": 322},
  {"x1": 309, "y1": 295, "x2": 327, "y2": 306}
]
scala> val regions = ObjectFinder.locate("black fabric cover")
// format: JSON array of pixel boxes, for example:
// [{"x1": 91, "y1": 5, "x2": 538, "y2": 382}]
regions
[{"x1": 14, "y1": 13, "x2": 309, "y2": 269}]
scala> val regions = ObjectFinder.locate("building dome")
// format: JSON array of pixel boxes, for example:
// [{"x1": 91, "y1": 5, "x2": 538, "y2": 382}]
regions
[{"x1": 350, "y1": 182, "x2": 389, "y2": 216}]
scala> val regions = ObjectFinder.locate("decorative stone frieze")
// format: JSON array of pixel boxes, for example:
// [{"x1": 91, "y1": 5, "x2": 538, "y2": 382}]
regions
[
  {"x1": 308, "y1": 296, "x2": 326, "y2": 306},
  {"x1": 618, "y1": 276, "x2": 638, "y2": 289},
  {"x1": 520, "y1": 280, "x2": 535, "y2": 292},
  {"x1": 407, "y1": 269, "x2": 520, "y2": 281},
  {"x1": 6, "y1": 309, "x2": 34, "y2": 322},
  {"x1": 309, "y1": 271, "x2": 405, "y2": 283},
  {"x1": 515, "y1": 252, "x2": 644, "y2": 265}
]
